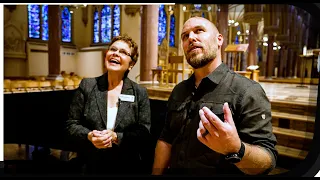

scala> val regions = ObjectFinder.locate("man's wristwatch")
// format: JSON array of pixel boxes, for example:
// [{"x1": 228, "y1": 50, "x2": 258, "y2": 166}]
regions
[{"x1": 224, "y1": 141, "x2": 245, "y2": 163}]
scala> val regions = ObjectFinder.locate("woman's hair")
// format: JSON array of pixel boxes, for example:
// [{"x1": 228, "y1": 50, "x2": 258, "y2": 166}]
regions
[{"x1": 109, "y1": 34, "x2": 139, "y2": 64}]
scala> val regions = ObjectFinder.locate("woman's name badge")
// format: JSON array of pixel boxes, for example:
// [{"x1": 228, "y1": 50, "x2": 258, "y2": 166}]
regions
[{"x1": 119, "y1": 94, "x2": 135, "y2": 102}]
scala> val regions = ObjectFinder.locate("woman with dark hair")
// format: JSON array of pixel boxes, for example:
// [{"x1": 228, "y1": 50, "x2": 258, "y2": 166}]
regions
[{"x1": 65, "y1": 34, "x2": 152, "y2": 175}]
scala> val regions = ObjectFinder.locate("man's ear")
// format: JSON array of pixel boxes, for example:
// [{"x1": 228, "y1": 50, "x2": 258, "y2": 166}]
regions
[{"x1": 217, "y1": 34, "x2": 224, "y2": 46}]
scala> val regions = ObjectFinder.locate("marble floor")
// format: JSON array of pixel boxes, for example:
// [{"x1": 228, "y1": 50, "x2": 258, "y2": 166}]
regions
[
  {"x1": 259, "y1": 82, "x2": 318, "y2": 106},
  {"x1": 142, "y1": 81, "x2": 319, "y2": 106}
]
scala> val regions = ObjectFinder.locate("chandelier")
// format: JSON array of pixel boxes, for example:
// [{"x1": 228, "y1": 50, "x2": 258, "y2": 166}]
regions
[
  {"x1": 60, "y1": 4, "x2": 87, "y2": 13},
  {"x1": 62, "y1": 4, "x2": 87, "y2": 9}
]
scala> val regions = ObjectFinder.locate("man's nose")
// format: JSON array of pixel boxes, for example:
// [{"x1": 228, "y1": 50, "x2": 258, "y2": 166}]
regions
[{"x1": 188, "y1": 31, "x2": 197, "y2": 42}]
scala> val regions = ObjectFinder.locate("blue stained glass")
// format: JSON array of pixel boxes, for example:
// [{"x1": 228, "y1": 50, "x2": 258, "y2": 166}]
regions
[
  {"x1": 61, "y1": 7, "x2": 71, "y2": 42},
  {"x1": 158, "y1": 5, "x2": 167, "y2": 45},
  {"x1": 169, "y1": 14, "x2": 175, "y2": 47},
  {"x1": 235, "y1": 36, "x2": 239, "y2": 44},
  {"x1": 28, "y1": 5, "x2": 40, "y2": 39},
  {"x1": 93, "y1": 10, "x2": 100, "y2": 43},
  {"x1": 194, "y1": 4, "x2": 202, "y2": 10},
  {"x1": 202, "y1": 12, "x2": 205, "y2": 18},
  {"x1": 41, "y1": 5, "x2": 49, "y2": 41},
  {"x1": 113, "y1": 5, "x2": 120, "y2": 38},
  {"x1": 101, "y1": 5, "x2": 112, "y2": 43}
]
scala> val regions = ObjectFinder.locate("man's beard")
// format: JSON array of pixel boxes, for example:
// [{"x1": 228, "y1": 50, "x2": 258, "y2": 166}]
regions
[{"x1": 186, "y1": 47, "x2": 217, "y2": 69}]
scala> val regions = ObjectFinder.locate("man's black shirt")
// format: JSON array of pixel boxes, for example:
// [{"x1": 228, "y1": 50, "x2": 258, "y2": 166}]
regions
[{"x1": 159, "y1": 63, "x2": 278, "y2": 176}]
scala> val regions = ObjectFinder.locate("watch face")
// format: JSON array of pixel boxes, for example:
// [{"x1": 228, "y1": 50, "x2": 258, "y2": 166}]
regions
[
  {"x1": 225, "y1": 154, "x2": 242, "y2": 163},
  {"x1": 225, "y1": 142, "x2": 245, "y2": 163}
]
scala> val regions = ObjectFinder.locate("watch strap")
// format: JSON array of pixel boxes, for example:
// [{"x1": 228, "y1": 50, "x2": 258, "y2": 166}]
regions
[{"x1": 225, "y1": 141, "x2": 245, "y2": 162}]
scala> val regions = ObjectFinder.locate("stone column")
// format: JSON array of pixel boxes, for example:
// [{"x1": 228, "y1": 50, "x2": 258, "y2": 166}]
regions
[
  {"x1": 243, "y1": 4, "x2": 263, "y2": 67},
  {"x1": 294, "y1": 11, "x2": 304, "y2": 78},
  {"x1": 308, "y1": 15, "x2": 318, "y2": 49},
  {"x1": 140, "y1": 5, "x2": 159, "y2": 81},
  {"x1": 287, "y1": 48, "x2": 294, "y2": 78},
  {"x1": 266, "y1": 35, "x2": 275, "y2": 78},
  {"x1": 286, "y1": 5, "x2": 296, "y2": 78},
  {"x1": 276, "y1": 4, "x2": 290, "y2": 78},
  {"x1": 303, "y1": 12, "x2": 310, "y2": 48},
  {"x1": 263, "y1": 4, "x2": 280, "y2": 79},
  {"x1": 302, "y1": 11, "x2": 311, "y2": 78},
  {"x1": 178, "y1": 5, "x2": 185, "y2": 56},
  {"x1": 47, "y1": 5, "x2": 61, "y2": 79},
  {"x1": 248, "y1": 24, "x2": 258, "y2": 66},
  {"x1": 279, "y1": 47, "x2": 288, "y2": 78},
  {"x1": 216, "y1": 4, "x2": 229, "y2": 63}
]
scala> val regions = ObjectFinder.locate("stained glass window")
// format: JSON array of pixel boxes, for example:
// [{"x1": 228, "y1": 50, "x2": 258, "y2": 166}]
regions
[
  {"x1": 113, "y1": 5, "x2": 120, "y2": 38},
  {"x1": 28, "y1": 5, "x2": 73, "y2": 43},
  {"x1": 101, "y1": 5, "x2": 112, "y2": 43},
  {"x1": 93, "y1": 5, "x2": 121, "y2": 44},
  {"x1": 41, "y1": 5, "x2": 48, "y2": 40},
  {"x1": 194, "y1": 4, "x2": 202, "y2": 10},
  {"x1": 169, "y1": 14, "x2": 175, "y2": 47},
  {"x1": 61, "y1": 7, "x2": 72, "y2": 43},
  {"x1": 93, "y1": 9, "x2": 100, "y2": 43},
  {"x1": 28, "y1": 5, "x2": 40, "y2": 39},
  {"x1": 235, "y1": 36, "x2": 239, "y2": 44},
  {"x1": 158, "y1": 5, "x2": 167, "y2": 45}
]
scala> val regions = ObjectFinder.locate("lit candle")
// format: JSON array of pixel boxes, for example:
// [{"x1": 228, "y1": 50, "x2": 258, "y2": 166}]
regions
[{"x1": 303, "y1": 45, "x2": 307, "y2": 56}]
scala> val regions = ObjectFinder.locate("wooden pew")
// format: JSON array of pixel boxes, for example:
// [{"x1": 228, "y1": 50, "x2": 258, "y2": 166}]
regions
[
  {"x1": 11, "y1": 81, "x2": 27, "y2": 93},
  {"x1": 270, "y1": 99, "x2": 316, "y2": 163},
  {"x1": 39, "y1": 81, "x2": 53, "y2": 92},
  {"x1": 25, "y1": 80, "x2": 41, "y2": 93},
  {"x1": 272, "y1": 111, "x2": 315, "y2": 133},
  {"x1": 4, "y1": 79, "x2": 12, "y2": 94},
  {"x1": 275, "y1": 145, "x2": 309, "y2": 160}
]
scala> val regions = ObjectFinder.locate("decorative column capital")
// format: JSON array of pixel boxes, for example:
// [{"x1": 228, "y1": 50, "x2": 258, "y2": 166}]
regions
[
  {"x1": 243, "y1": 12, "x2": 262, "y2": 25},
  {"x1": 82, "y1": 6, "x2": 88, "y2": 27},
  {"x1": 264, "y1": 26, "x2": 279, "y2": 35},
  {"x1": 4, "y1": 5, "x2": 16, "y2": 12},
  {"x1": 277, "y1": 34, "x2": 289, "y2": 42},
  {"x1": 124, "y1": 5, "x2": 141, "y2": 17},
  {"x1": 287, "y1": 43, "x2": 299, "y2": 49}
]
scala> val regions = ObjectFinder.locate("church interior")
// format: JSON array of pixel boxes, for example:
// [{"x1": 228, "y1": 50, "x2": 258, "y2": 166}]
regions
[{"x1": 3, "y1": 4, "x2": 320, "y2": 176}]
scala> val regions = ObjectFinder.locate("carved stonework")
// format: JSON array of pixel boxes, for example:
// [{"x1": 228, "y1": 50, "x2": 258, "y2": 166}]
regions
[
  {"x1": 243, "y1": 12, "x2": 263, "y2": 25},
  {"x1": 125, "y1": 5, "x2": 141, "y2": 17},
  {"x1": 287, "y1": 43, "x2": 299, "y2": 50},
  {"x1": 264, "y1": 26, "x2": 279, "y2": 35},
  {"x1": 277, "y1": 34, "x2": 289, "y2": 42},
  {"x1": 82, "y1": 6, "x2": 88, "y2": 27},
  {"x1": 4, "y1": 22, "x2": 26, "y2": 59},
  {"x1": 4, "y1": 5, "x2": 16, "y2": 12},
  {"x1": 158, "y1": 38, "x2": 169, "y2": 66},
  {"x1": 190, "y1": 11, "x2": 203, "y2": 17},
  {"x1": 279, "y1": 40, "x2": 292, "y2": 46}
]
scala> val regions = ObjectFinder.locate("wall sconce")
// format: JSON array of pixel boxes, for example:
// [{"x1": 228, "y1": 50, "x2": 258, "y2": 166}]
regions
[{"x1": 263, "y1": 37, "x2": 268, "y2": 42}]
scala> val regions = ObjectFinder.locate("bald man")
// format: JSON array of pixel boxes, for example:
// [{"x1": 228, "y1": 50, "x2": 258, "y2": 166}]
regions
[{"x1": 152, "y1": 17, "x2": 277, "y2": 176}]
